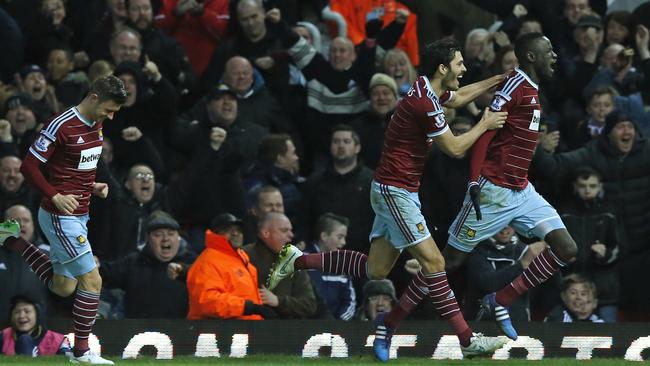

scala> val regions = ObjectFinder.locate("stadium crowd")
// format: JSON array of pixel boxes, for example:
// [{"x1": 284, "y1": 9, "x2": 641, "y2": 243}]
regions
[{"x1": 1, "y1": 0, "x2": 650, "y2": 345}]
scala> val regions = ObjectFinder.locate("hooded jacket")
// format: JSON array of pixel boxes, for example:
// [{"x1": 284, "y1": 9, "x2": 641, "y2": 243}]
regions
[{"x1": 187, "y1": 230, "x2": 262, "y2": 320}]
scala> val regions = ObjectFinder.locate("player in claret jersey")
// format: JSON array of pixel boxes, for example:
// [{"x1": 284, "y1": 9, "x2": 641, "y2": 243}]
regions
[
  {"x1": 0, "y1": 75, "x2": 127, "y2": 364},
  {"x1": 445, "y1": 33, "x2": 578, "y2": 341},
  {"x1": 267, "y1": 39, "x2": 511, "y2": 361}
]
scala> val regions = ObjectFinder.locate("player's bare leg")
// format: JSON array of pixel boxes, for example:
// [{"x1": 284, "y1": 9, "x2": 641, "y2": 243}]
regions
[{"x1": 366, "y1": 237, "x2": 401, "y2": 279}]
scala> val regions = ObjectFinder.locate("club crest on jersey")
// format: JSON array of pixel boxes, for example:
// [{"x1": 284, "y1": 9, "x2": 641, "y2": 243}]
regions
[
  {"x1": 77, "y1": 235, "x2": 86, "y2": 245},
  {"x1": 529, "y1": 109, "x2": 541, "y2": 131},
  {"x1": 433, "y1": 113, "x2": 446, "y2": 128},
  {"x1": 491, "y1": 95, "x2": 507, "y2": 111},
  {"x1": 466, "y1": 228, "x2": 476, "y2": 239},
  {"x1": 34, "y1": 136, "x2": 51, "y2": 152},
  {"x1": 416, "y1": 222, "x2": 425, "y2": 234},
  {"x1": 98, "y1": 128, "x2": 103, "y2": 141}
]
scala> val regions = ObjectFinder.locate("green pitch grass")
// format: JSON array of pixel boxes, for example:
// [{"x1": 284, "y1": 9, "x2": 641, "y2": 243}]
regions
[{"x1": 0, "y1": 355, "x2": 637, "y2": 365}]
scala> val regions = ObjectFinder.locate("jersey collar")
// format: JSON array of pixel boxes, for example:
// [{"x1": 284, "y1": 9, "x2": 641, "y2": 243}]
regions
[
  {"x1": 514, "y1": 67, "x2": 539, "y2": 90},
  {"x1": 73, "y1": 107, "x2": 96, "y2": 127}
]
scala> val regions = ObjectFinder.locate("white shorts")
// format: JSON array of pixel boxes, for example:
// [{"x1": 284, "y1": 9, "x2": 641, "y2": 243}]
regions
[
  {"x1": 369, "y1": 180, "x2": 431, "y2": 250},
  {"x1": 448, "y1": 177, "x2": 565, "y2": 252}
]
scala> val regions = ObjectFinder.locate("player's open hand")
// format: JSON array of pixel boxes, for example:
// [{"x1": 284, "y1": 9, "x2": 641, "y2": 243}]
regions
[
  {"x1": 480, "y1": 108, "x2": 507, "y2": 130},
  {"x1": 52, "y1": 193, "x2": 81, "y2": 215},
  {"x1": 92, "y1": 182, "x2": 109, "y2": 198},
  {"x1": 468, "y1": 182, "x2": 482, "y2": 221}
]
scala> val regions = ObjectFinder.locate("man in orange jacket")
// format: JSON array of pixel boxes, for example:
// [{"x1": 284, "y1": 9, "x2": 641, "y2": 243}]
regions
[{"x1": 187, "y1": 213, "x2": 276, "y2": 320}]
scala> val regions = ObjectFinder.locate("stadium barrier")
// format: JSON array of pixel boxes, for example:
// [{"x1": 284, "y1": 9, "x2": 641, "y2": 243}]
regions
[{"x1": 47, "y1": 319, "x2": 650, "y2": 361}]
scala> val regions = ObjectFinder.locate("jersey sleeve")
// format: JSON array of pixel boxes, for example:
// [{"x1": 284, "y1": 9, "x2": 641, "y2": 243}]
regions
[
  {"x1": 439, "y1": 90, "x2": 455, "y2": 106},
  {"x1": 28, "y1": 122, "x2": 63, "y2": 163},
  {"x1": 490, "y1": 76, "x2": 523, "y2": 113},
  {"x1": 417, "y1": 95, "x2": 450, "y2": 138}
]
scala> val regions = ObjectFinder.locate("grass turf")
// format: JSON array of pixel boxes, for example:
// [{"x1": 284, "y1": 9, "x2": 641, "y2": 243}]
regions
[{"x1": 0, "y1": 355, "x2": 636, "y2": 365}]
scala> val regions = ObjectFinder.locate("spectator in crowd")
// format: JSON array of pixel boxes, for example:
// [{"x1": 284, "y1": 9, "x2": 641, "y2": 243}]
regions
[
  {"x1": 187, "y1": 213, "x2": 276, "y2": 320},
  {"x1": 0, "y1": 295, "x2": 70, "y2": 356},
  {"x1": 125, "y1": 0, "x2": 197, "y2": 99},
  {"x1": 354, "y1": 279, "x2": 396, "y2": 322},
  {"x1": 1, "y1": 94, "x2": 40, "y2": 158},
  {"x1": 0, "y1": 243, "x2": 48, "y2": 326},
  {"x1": 559, "y1": 167, "x2": 620, "y2": 322},
  {"x1": 329, "y1": 1, "x2": 419, "y2": 65},
  {"x1": 46, "y1": 46, "x2": 89, "y2": 108},
  {"x1": 564, "y1": 86, "x2": 615, "y2": 149},
  {"x1": 382, "y1": 47, "x2": 417, "y2": 97},
  {"x1": 465, "y1": 227, "x2": 546, "y2": 322},
  {"x1": 244, "y1": 185, "x2": 284, "y2": 243},
  {"x1": 271, "y1": 8, "x2": 406, "y2": 168},
  {"x1": 244, "y1": 134, "x2": 302, "y2": 230},
  {"x1": 493, "y1": 44, "x2": 518, "y2": 74},
  {"x1": 544, "y1": 274, "x2": 604, "y2": 323},
  {"x1": 350, "y1": 73, "x2": 398, "y2": 170},
  {"x1": 220, "y1": 56, "x2": 291, "y2": 133},
  {"x1": 15, "y1": 65, "x2": 58, "y2": 122},
  {"x1": 304, "y1": 213, "x2": 356, "y2": 320},
  {"x1": 99, "y1": 210, "x2": 196, "y2": 318},
  {"x1": 172, "y1": 83, "x2": 267, "y2": 170},
  {"x1": 202, "y1": 0, "x2": 287, "y2": 96},
  {"x1": 155, "y1": 0, "x2": 230, "y2": 77},
  {"x1": 109, "y1": 27, "x2": 142, "y2": 66},
  {"x1": 532, "y1": 109, "x2": 650, "y2": 317},
  {"x1": 107, "y1": 60, "x2": 176, "y2": 171},
  {"x1": 302, "y1": 125, "x2": 373, "y2": 254},
  {"x1": 24, "y1": 0, "x2": 74, "y2": 65},
  {"x1": 0, "y1": 155, "x2": 39, "y2": 216},
  {"x1": 244, "y1": 212, "x2": 317, "y2": 318},
  {"x1": 604, "y1": 11, "x2": 633, "y2": 47},
  {"x1": 4, "y1": 205, "x2": 46, "y2": 249}
]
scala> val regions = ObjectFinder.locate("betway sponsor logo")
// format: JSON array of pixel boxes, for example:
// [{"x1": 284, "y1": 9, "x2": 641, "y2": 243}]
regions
[{"x1": 78, "y1": 146, "x2": 102, "y2": 170}]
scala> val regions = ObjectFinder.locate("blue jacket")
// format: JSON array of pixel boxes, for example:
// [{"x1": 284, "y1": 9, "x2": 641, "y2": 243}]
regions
[{"x1": 304, "y1": 244, "x2": 356, "y2": 320}]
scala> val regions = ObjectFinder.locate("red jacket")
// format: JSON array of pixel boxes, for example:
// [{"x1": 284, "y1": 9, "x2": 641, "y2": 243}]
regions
[
  {"x1": 155, "y1": 0, "x2": 229, "y2": 76},
  {"x1": 330, "y1": 0, "x2": 419, "y2": 66},
  {"x1": 187, "y1": 230, "x2": 263, "y2": 320}
]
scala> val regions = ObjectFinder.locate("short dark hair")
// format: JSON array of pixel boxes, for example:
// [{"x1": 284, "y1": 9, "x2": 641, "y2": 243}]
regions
[
  {"x1": 331, "y1": 124, "x2": 360, "y2": 145},
  {"x1": 48, "y1": 45, "x2": 74, "y2": 63},
  {"x1": 257, "y1": 134, "x2": 292, "y2": 165},
  {"x1": 254, "y1": 185, "x2": 281, "y2": 204},
  {"x1": 587, "y1": 85, "x2": 617, "y2": 103},
  {"x1": 315, "y1": 212, "x2": 349, "y2": 237},
  {"x1": 420, "y1": 38, "x2": 462, "y2": 77},
  {"x1": 573, "y1": 166, "x2": 602, "y2": 182},
  {"x1": 514, "y1": 32, "x2": 546, "y2": 64},
  {"x1": 88, "y1": 75, "x2": 128, "y2": 104},
  {"x1": 561, "y1": 273, "x2": 597, "y2": 298}
]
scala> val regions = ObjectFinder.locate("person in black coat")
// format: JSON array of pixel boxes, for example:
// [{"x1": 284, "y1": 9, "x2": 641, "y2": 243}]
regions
[{"x1": 99, "y1": 211, "x2": 196, "y2": 318}]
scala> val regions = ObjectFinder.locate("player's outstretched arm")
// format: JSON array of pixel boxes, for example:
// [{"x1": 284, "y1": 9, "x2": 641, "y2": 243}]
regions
[
  {"x1": 444, "y1": 73, "x2": 506, "y2": 108},
  {"x1": 433, "y1": 109, "x2": 506, "y2": 158}
]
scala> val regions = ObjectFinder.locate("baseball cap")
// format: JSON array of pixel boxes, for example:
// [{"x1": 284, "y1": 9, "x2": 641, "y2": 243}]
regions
[
  {"x1": 19, "y1": 64, "x2": 45, "y2": 80},
  {"x1": 210, "y1": 213, "x2": 244, "y2": 233},
  {"x1": 4, "y1": 93, "x2": 34, "y2": 111},
  {"x1": 576, "y1": 15, "x2": 603, "y2": 30},
  {"x1": 145, "y1": 211, "x2": 180, "y2": 233},
  {"x1": 208, "y1": 84, "x2": 237, "y2": 101},
  {"x1": 369, "y1": 73, "x2": 398, "y2": 98}
]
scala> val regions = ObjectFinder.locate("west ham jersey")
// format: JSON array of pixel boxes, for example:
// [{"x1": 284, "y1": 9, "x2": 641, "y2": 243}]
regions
[
  {"x1": 28, "y1": 107, "x2": 103, "y2": 215},
  {"x1": 483, "y1": 68, "x2": 541, "y2": 190},
  {"x1": 374, "y1": 76, "x2": 453, "y2": 192}
]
